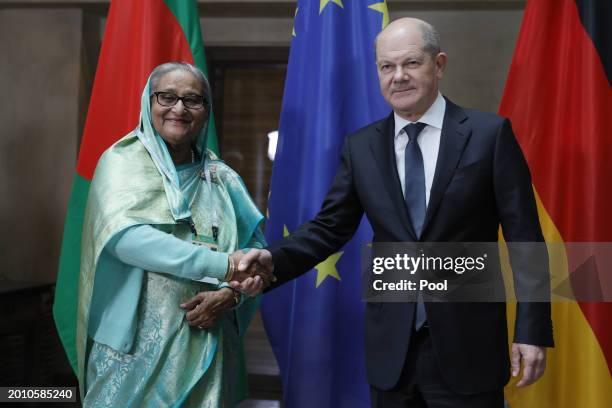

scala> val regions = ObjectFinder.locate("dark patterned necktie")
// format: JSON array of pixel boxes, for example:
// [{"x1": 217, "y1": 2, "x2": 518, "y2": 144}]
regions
[
  {"x1": 403, "y1": 122, "x2": 427, "y2": 237},
  {"x1": 403, "y1": 122, "x2": 428, "y2": 330}
]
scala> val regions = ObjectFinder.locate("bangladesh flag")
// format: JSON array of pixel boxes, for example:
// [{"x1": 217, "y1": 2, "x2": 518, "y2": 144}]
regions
[
  {"x1": 53, "y1": 0, "x2": 219, "y2": 373},
  {"x1": 500, "y1": 0, "x2": 611, "y2": 406}
]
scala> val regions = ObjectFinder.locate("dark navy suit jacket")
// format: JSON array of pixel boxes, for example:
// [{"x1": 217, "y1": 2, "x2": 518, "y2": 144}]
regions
[{"x1": 268, "y1": 98, "x2": 554, "y2": 393}]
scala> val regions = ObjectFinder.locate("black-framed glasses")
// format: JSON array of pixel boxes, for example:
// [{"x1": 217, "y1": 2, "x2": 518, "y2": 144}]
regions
[{"x1": 151, "y1": 92, "x2": 208, "y2": 110}]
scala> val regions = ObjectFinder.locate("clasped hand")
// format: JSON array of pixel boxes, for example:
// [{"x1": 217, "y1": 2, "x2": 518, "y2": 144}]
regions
[{"x1": 227, "y1": 248, "x2": 275, "y2": 296}]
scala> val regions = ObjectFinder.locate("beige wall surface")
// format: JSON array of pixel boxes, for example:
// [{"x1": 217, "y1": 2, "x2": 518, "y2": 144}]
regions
[
  {"x1": 0, "y1": 8, "x2": 80, "y2": 283},
  {"x1": 388, "y1": 8, "x2": 523, "y2": 112},
  {"x1": 0, "y1": 1, "x2": 524, "y2": 284}
]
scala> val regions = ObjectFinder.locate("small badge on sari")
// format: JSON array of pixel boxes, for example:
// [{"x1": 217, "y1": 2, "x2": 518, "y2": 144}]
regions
[
  {"x1": 199, "y1": 165, "x2": 219, "y2": 183},
  {"x1": 191, "y1": 235, "x2": 218, "y2": 251}
]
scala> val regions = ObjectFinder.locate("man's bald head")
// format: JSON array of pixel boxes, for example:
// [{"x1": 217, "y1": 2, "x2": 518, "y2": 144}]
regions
[{"x1": 375, "y1": 18, "x2": 441, "y2": 58}]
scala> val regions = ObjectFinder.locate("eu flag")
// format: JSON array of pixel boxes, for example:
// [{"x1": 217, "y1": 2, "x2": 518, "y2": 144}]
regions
[{"x1": 261, "y1": 1, "x2": 390, "y2": 406}]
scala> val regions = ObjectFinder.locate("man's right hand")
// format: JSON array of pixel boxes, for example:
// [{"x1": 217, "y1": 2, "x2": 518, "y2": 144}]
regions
[
  {"x1": 228, "y1": 249, "x2": 275, "y2": 293},
  {"x1": 226, "y1": 249, "x2": 275, "y2": 293}
]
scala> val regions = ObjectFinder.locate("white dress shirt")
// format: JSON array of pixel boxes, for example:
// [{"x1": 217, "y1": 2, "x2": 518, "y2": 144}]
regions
[{"x1": 394, "y1": 92, "x2": 446, "y2": 206}]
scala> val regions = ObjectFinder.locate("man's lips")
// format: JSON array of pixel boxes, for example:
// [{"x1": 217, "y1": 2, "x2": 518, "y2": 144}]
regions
[{"x1": 392, "y1": 88, "x2": 416, "y2": 95}]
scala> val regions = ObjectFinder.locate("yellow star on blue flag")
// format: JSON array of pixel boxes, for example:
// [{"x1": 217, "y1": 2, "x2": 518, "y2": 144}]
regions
[
  {"x1": 368, "y1": 1, "x2": 389, "y2": 29},
  {"x1": 315, "y1": 252, "x2": 343, "y2": 287},
  {"x1": 320, "y1": 0, "x2": 343, "y2": 14}
]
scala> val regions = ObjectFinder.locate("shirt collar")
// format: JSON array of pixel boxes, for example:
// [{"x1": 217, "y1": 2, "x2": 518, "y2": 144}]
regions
[{"x1": 394, "y1": 92, "x2": 446, "y2": 139}]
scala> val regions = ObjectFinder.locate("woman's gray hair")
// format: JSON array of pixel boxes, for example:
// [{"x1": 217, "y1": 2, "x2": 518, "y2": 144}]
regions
[{"x1": 149, "y1": 61, "x2": 211, "y2": 99}]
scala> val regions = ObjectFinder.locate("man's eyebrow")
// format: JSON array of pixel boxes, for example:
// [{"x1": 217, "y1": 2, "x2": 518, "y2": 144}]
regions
[
  {"x1": 378, "y1": 50, "x2": 424, "y2": 60},
  {"x1": 400, "y1": 51, "x2": 424, "y2": 58}
]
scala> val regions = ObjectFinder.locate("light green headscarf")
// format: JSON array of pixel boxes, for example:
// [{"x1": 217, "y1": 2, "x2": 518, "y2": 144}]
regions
[{"x1": 136, "y1": 64, "x2": 212, "y2": 224}]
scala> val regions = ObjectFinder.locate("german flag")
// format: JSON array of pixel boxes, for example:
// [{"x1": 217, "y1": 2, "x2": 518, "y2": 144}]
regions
[{"x1": 500, "y1": 0, "x2": 611, "y2": 406}]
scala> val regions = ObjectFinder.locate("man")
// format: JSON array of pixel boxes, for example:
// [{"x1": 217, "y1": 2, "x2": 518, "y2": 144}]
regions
[{"x1": 235, "y1": 18, "x2": 553, "y2": 407}]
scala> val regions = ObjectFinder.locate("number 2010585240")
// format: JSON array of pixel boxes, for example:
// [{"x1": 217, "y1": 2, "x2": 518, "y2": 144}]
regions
[{"x1": 1, "y1": 387, "x2": 76, "y2": 402}]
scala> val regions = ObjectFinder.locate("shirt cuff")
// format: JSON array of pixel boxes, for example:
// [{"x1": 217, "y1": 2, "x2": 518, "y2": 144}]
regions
[{"x1": 201, "y1": 250, "x2": 229, "y2": 281}]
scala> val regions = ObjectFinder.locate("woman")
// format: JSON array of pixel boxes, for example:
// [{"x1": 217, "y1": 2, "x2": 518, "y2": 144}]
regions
[{"x1": 76, "y1": 62, "x2": 268, "y2": 407}]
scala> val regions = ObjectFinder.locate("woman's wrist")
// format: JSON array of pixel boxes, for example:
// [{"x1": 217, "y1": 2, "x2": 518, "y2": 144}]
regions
[
  {"x1": 219, "y1": 287, "x2": 240, "y2": 308},
  {"x1": 224, "y1": 255, "x2": 236, "y2": 281}
]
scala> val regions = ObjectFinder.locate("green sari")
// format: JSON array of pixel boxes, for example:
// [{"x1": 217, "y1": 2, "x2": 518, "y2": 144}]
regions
[{"x1": 77, "y1": 72, "x2": 263, "y2": 407}]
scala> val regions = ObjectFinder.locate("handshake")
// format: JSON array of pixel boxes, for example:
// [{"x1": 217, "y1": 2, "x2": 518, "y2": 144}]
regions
[{"x1": 225, "y1": 248, "x2": 276, "y2": 296}]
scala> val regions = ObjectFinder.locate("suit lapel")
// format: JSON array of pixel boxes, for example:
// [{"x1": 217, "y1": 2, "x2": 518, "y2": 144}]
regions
[
  {"x1": 369, "y1": 114, "x2": 418, "y2": 240},
  {"x1": 422, "y1": 99, "x2": 472, "y2": 235}
]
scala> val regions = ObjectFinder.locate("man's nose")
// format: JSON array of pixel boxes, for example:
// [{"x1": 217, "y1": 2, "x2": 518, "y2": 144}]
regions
[{"x1": 393, "y1": 66, "x2": 408, "y2": 82}]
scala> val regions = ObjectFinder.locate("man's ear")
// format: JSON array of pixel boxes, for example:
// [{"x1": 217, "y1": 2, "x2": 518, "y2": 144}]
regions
[{"x1": 435, "y1": 52, "x2": 448, "y2": 79}]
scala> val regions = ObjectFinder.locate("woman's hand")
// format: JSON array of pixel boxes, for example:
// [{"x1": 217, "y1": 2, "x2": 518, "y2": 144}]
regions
[{"x1": 180, "y1": 288, "x2": 235, "y2": 329}]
